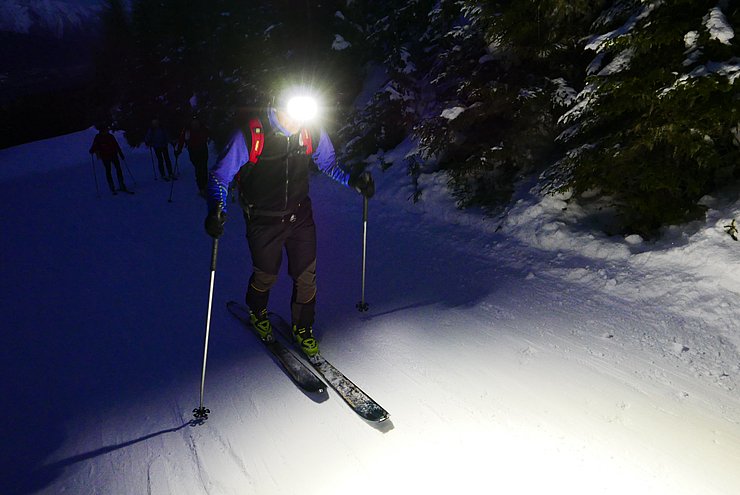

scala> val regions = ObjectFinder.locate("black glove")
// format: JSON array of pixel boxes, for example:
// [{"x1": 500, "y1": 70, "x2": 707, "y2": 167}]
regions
[
  {"x1": 205, "y1": 209, "x2": 226, "y2": 238},
  {"x1": 349, "y1": 171, "x2": 375, "y2": 199}
]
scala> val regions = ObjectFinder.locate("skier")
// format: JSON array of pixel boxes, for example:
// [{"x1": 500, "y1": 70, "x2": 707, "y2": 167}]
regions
[
  {"x1": 175, "y1": 116, "x2": 210, "y2": 196},
  {"x1": 204, "y1": 95, "x2": 374, "y2": 358},
  {"x1": 89, "y1": 125, "x2": 129, "y2": 195},
  {"x1": 145, "y1": 118, "x2": 175, "y2": 181}
]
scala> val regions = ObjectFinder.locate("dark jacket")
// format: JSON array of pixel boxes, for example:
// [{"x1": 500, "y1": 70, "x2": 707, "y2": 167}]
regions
[
  {"x1": 90, "y1": 132, "x2": 123, "y2": 161},
  {"x1": 206, "y1": 108, "x2": 349, "y2": 214},
  {"x1": 145, "y1": 127, "x2": 169, "y2": 149},
  {"x1": 177, "y1": 126, "x2": 209, "y2": 153}
]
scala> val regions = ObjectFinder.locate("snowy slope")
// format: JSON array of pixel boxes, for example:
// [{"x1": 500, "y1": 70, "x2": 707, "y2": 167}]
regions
[
  {"x1": 1, "y1": 129, "x2": 739, "y2": 495},
  {"x1": 0, "y1": 0, "x2": 100, "y2": 37}
]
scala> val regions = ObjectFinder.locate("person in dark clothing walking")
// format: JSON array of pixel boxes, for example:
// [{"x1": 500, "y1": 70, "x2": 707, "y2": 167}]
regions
[
  {"x1": 175, "y1": 116, "x2": 210, "y2": 196},
  {"x1": 145, "y1": 118, "x2": 174, "y2": 181},
  {"x1": 204, "y1": 95, "x2": 374, "y2": 358},
  {"x1": 89, "y1": 126, "x2": 129, "y2": 195}
]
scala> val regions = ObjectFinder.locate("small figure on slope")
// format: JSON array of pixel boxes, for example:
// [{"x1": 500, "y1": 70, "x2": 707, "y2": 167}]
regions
[
  {"x1": 175, "y1": 115, "x2": 210, "y2": 197},
  {"x1": 89, "y1": 125, "x2": 129, "y2": 195},
  {"x1": 145, "y1": 118, "x2": 175, "y2": 181}
]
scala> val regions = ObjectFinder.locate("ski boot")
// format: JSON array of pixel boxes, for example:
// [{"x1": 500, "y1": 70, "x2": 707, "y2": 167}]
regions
[
  {"x1": 292, "y1": 324, "x2": 319, "y2": 358},
  {"x1": 249, "y1": 309, "x2": 274, "y2": 343}
]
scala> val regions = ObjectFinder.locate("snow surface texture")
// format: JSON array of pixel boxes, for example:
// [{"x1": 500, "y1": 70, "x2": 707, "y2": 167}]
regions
[{"x1": 2, "y1": 129, "x2": 740, "y2": 494}]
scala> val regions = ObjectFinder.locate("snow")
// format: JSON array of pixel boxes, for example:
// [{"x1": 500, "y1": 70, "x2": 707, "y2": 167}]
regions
[
  {"x1": 440, "y1": 106, "x2": 466, "y2": 121},
  {"x1": 558, "y1": 84, "x2": 597, "y2": 126},
  {"x1": 586, "y1": 52, "x2": 606, "y2": 75},
  {"x1": 331, "y1": 34, "x2": 351, "y2": 51},
  {"x1": 0, "y1": 0, "x2": 99, "y2": 37},
  {"x1": 597, "y1": 48, "x2": 635, "y2": 76},
  {"x1": 478, "y1": 53, "x2": 495, "y2": 64},
  {"x1": 585, "y1": 2, "x2": 658, "y2": 52},
  {"x1": 353, "y1": 64, "x2": 389, "y2": 108},
  {"x1": 662, "y1": 57, "x2": 740, "y2": 95},
  {"x1": 683, "y1": 30, "x2": 703, "y2": 67},
  {"x1": 685, "y1": 30, "x2": 700, "y2": 50},
  {"x1": 549, "y1": 78, "x2": 578, "y2": 107},
  {"x1": 704, "y1": 6, "x2": 735, "y2": 45},
  {"x1": 2, "y1": 128, "x2": 740, "y2": 494},
  {"x1": 398, "y1": 47, "x2": 416, "y2": 74}
]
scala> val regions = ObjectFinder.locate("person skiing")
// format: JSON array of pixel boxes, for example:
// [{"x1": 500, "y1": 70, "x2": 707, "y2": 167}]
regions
[
  {"x1": 204, "y1": 93, "x2": 374, "y2": 358},
  {"x1": 145, "y1": 118, "x2": 175, "y2": 181},
  {"x1": 175, "y1": 116, "x2": 210, "y2": 196},
  {"x1": 89, "y1": 125, "x2": 129, "y2": 195}
]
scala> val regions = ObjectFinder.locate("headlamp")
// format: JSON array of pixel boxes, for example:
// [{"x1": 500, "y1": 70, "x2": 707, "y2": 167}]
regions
[{"x1": 286, "y1": 95, "x2": 319, "y2": 123}]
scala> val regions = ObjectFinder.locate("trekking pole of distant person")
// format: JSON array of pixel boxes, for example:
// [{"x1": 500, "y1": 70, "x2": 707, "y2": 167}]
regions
[
  {"x1": 168, "y1": 144, "x2": 180, "y2": 203},
  {"x1": 149, "y1": 146, "x2": 157, "y2": 180},
  {"x1": 90, "y1": 154, "x2": 101, "y2": 198},
  {"x1": 356, "y1": 195, "x2": 370, "y2": 312},
  {"x1": 122, "y1": 156, "x2": 137, "y2": 186},
  {"x1": 193, "y1": 238, "x2": 219, "y2": 422}
]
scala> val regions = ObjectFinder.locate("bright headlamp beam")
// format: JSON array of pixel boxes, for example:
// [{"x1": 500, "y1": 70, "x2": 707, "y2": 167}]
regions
[{"x1": 286, "y1": 96, "x2": 318, "y2": 122}]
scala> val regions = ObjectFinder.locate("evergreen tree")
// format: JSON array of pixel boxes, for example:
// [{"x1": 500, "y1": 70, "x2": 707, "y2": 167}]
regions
[{"x1": 555, "y1": 0, "x2": 739, "y2": 236}]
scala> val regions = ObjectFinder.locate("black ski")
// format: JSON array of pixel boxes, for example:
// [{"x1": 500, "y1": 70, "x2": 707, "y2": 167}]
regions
[
  {"x1": 309, "y1": 354, "x2": 390, "y2": 423},
  {"x1": 226, "y1": 301, "x2": 325, "y2": 394},
  {"x1": 270, "y1": 313, "x2": 390, "y2": 423}
]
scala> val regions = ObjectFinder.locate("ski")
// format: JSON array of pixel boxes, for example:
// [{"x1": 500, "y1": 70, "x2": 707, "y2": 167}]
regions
[
  {"x1": 309, "y1": 354, "x2": 390, "y2": 423},
  {"x1": 270, "y1": 313, "x2": 390, "y2": 423},
  {"x1": 226, "y1": 301, "x2": 325, "y2": 394}
]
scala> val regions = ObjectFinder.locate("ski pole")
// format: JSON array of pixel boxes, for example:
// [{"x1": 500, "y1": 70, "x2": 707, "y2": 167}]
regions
[
  {"x1": 168, "y1": 146, "x2": 180, "y2": 203},
  {"x1": 122, "y1": 157, "x2": 137, "y2": 186},
  {"x1": 149, "y1": 146, "x2": 157, "y2": 180},
  {"x1": 194, "y1": 237, "x2": 219, "y2": 422},
  {"x1": 356, "y1": 195, "x2": 369, "y2": 312},
  {"x1": 90, "y1": 154, "x2": 100, "y2": 198}
]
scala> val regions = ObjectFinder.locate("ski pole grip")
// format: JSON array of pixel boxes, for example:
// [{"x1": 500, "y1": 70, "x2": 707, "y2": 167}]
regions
[
  {"x1": 210, "y1": 238, "x2": 219, "y2": 272},
  {"x1": 362, "y1": 196, "x2": 368, "y2": 222}
]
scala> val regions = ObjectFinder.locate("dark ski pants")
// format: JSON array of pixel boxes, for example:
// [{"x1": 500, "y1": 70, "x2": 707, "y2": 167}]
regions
[
  {"x1": 188, "y1": 147, "x2": 209, "y2": 191},
  {"x1": 154, "y1": 146, "x2": 173, "y2": 178},
  {"x1": 244, "y1": 199, "x2": 317, "y2": 327},
  {"x1": 102, "y1": 157, "x2": 125, "y2": 191}
]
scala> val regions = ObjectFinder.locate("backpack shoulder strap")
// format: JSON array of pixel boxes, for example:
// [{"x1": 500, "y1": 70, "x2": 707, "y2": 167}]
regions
[
  {"x1": 299, "y1": 127, "x2": 314, "y2": 155},
  {"x1": 248, "y1": 118, "x2": 264, "y2": 164}
]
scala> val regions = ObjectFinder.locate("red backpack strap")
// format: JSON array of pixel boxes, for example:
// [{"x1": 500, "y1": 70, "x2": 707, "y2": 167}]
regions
[
  {"x1": 248, "y1": 118, "x2": 264, "y2": 164},
  {"x1": 299, "y1": 128, "x2": 313, "y2": 155}
]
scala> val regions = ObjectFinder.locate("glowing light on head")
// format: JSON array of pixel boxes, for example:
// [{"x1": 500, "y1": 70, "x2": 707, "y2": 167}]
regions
[{"x1": 286, "y1": 95, "x2": 319, "y2": 123}]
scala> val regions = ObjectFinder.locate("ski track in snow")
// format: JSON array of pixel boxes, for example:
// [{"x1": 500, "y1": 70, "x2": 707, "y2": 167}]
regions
[{"x1": 1, "y1": 128, "x2": 740, "y2": 494}]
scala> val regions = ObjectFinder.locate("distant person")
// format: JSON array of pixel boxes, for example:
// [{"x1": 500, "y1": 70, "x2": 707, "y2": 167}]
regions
[
  {"x1": 175, "y1": 116, "x2": 210, "y2": 196},
  {"x1": 89, "y1": 126, "x2": 129, "y2": 195},
  {"x1": 145, "y1": 118, "x2": 174, "y2": 181}
]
